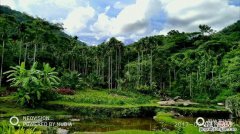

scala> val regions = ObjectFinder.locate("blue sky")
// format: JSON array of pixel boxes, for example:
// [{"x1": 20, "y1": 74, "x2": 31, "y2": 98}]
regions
[{"x1": 2, "y1": 0, "x2": 240, "y2": 45}]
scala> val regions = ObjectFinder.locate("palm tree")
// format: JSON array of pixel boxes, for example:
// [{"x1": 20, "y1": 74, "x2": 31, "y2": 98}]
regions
[
  {"x1": 32, "y1": 19, "x2": 46, "y2": 63},
  {"x1": 0, "y1": 17, "x2": 12, "y2": 87},
  {"x1": 0, "y1": 33, "x2": 6, "y2": 87},
  {"x1": 17, "y1": 22, "x2": 26, "y2": 65}
]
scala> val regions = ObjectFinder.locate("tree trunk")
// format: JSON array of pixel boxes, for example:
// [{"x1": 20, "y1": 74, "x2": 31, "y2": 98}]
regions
[
  {"x1": 114, "y1": 50, "x2": 118, "y2": 87},
  {"x1": 190, "y1": 73, "x2": 192, "y2": 98},
  {"x1": 68, "y1": 59, "x2": 71, "y2": 70},
  {"x1": 19, "y1": 39, "x2": 22, "y2": 65},
  {"x1": 169, "y1": 69, "x2": 171, "y2": 89},
  {"x1": 33, "y1": 43, "x2": 37, "y2": 63},
  {"x1": 24, "y1": 43, "x2": 28, "y2": 63},
  {"x1": 150, "y1": 49, "x2": 153, "y2": 90},
  {"x1": 118, "y1": 47, "x2": 121, "y2": 79},
  {"x1": 137, "y1": 52, "x2": 140, "y2": 87},
  {"x1": 141, "y1": 50, "x2": 143, "y2": 85},
  {"x1": 211, "y1": 69, "x2": 214, "y2": 83},
  {"x1": 110, "y1": 55, "x2": 113, "y2": 90},
  {"x1": 73, "y1": 59, "x2": 76, "y2": 71},
  {"x1": 205, "y1": 55, "x2": 207, "y2": 79},
  {"x1": 174, "y1": 68, "x2": 176, "y2": 80},
  {"x1": 96, "y1": 57, "x2": 99, "y2": 75},
  {"x1": 85, "y1": 59, "x2": 88, "y2": 74},
  {"x1": 108, "y1": 56, "x2": 110, "y2": 91},
  {"x1": 102, "y1": 58, "x2": 104, "y2": 80},
  {"x1": 127, "y1": 59, "x2": 129, "y2": 72},
  {"x1": 0, "y1": 40, "x2": 5, "y2": 87}
]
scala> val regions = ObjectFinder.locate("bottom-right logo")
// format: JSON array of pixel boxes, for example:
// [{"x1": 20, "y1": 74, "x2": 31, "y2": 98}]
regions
[{"x1": 195, "y1": 117, "x2": 237, "y2": 132}]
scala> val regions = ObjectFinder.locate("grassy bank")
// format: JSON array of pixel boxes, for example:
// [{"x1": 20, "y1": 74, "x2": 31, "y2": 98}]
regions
[
  {"x1": 1, "y1": 89, "x2": 229, "y2": 118},
  {"x1": 59, "y1": 89, "x2": 157, "y2": 105},
  {"x1": 154, "y1": 112, "x2": 201, "y2": 134},
  {"x1": 0, "y1": 89, "x2": 232, "y2": 134},
  {"x1": 44, "y1": 89, "x2": 229, "y2": 118},
  {"x1": 0, "y1": 95, "x2": 67, "y2": 118}
]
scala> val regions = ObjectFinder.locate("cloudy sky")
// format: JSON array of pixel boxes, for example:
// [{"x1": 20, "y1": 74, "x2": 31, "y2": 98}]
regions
[{"x1": 2, "y1": 0, "x2": 240, "y2": 45}]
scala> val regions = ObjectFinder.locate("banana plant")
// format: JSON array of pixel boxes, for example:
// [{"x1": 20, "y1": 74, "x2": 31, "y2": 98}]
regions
[{"x1": 4, "y1": 62, "x2": 60, "y2": 107}]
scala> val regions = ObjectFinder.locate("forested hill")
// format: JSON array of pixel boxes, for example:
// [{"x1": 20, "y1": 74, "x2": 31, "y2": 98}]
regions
[{"x1": 0, "y1": 5, "x2": 239, "y2": 102}]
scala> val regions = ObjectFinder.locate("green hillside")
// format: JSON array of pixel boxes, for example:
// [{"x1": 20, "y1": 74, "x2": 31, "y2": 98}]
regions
[
  {"x1": 0, "y1": 5, "x2": 239, "y2": 102},
  {"x1": 0, "y1": 5, "x2": 240, "y2": 134}
]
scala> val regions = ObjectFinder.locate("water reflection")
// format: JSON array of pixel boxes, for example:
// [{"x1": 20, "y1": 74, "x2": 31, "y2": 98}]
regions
[{"x1": 63, "y1": 117, "x2": 159, "y2": 132}]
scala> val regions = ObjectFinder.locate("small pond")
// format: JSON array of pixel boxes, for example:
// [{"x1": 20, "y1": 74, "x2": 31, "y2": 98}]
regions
[
  {"x1": 65, "y1": 117, "x2": 159, "y2": 132},
  {"x1": 1, "y1": 115, "x2": 239, "y2": 133}
]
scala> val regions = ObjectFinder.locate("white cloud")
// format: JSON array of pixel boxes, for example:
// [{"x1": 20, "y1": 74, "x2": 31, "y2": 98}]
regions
[
  {"x1": 91, "y1": 13, "x2": 112, "y2": 35},
  {"x1": 17, "y1": 0, "x2": 77, "y2": 11},
  {"x1": 63, "y1": 6, "x2": 95, "y2": 35},
  {"x1": 3, "y1": 0, "x2": 79, "y2": 20},
  {"x1": 18, "y1": 0, "x2": 41, "y2": 12},
  {"x1": 92, "y1": 0, "x2": 162, "y2": 41},
  {"x1": 2, "y1": 0, "x2": 16, "y2": 9},
  {"x1": 113, "y1": 1, "x2": 127, "y2": 9},
  {"x1": 116, "y1": 36, "x2": 126, "y2": 42},
  {"x1": 48, "y1": 0, "x2": 78, "y2": 9},
  {"x1": 104, "y1": 6, "x2": 111, "y2": 13},
  {"x1": 2, "y1": 0, "x2": 239, "y2": 45},
  {"x1": 159, "y1": 0, "x2": 240, "y2": 34}
]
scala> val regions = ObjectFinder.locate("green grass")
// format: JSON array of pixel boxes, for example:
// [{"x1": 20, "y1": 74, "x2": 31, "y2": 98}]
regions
[
  {"x1": 154, "y1": 112, "x2": 202, "y2": 134},
  {"x1": 46, "y1": 101, "x2": 158, "y2": 108},
  {"x1": 0, "y1": 121, "x2": 42, "y2": 134},
  {"x1": 0, "y1": 103, "x2": 68, "y2": 117},
  {"x1": 153, "y1": 112, "x2": 176, "y2": 125},
  {"x1": 0, "y1": 95, "x2": 68, "y2": 117},
  {"x1": 0, "y1": 95, "x2": 14, "y2": 102},
  {"x1": 158, "y1": 105, "x2": 227, "y2": 112},
  {"x1": 59, "y1": 89, "x2": 157, "y2": 105},
  {"x1": 45, "y1": 89, "x2": 228, "y2": 118},
  {"x1": 1, "y1": 89, "x2": 228, "y2": 119}
]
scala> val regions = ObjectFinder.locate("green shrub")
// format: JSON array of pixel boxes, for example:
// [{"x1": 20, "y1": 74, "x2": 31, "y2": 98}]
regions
[
  {"x1": 4, "y1": 62, "x2": 60, "y2": 107},
  {"x1": 60, "y1": 71, "x2": 82, "y2": 90},
  {"x1": 60, "y1": 71, "x2": 105, "y2": 90},
  {"x1": 226, "y1": 94, "x2": 240, "y2": 117},
  {"x1": 84, "y1": 73, "x2": 104, "y2": 89},
  {"x1": 213, "y1": 89, "x2": 234, "y2": 103},
  {"x1": 136, "y1": 83, "x2": 156, "y2": 94}
]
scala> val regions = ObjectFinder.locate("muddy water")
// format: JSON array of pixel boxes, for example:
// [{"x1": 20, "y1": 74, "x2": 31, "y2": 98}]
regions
[{"x1": 59, "y1": 117, "x2": 160, "y2": 133}]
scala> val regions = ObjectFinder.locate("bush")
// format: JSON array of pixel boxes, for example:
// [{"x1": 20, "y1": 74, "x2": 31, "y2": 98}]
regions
[
  {"x1": 60, "y1": 71, "x2": 88, "y2": 90},
  {"x1": 56, "y1": 88, "x2": 75, "y2": 95},
  {"x1": 225, "y1": 94, "x2": 240, "y2": 117},
  {"x1": 84, "y1": 73, "x2": 104, "y2": 89},
  {"x1": 213, "y1": 89, "x2": 234, "y2": 103},
  {"x1": 60, "y1": 71, "x2": 79, "y2": 89},
  {"x1": 60, "y1": 71, "x2": 83, "y2": 90},
  {"x1": 136, "y1": 83, "x2": 156, "y2": 94},
  {"x1": 4, "y1": 62, "x2": 60, "y2": 107},
  {"x1": 60, "y1": 71, "x2": 104, "y2": 90}
]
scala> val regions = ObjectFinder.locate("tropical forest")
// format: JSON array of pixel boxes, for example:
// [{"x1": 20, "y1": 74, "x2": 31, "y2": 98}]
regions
[{"x1": 0, "y1": 2, "x2": 240, "y2": 134}]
